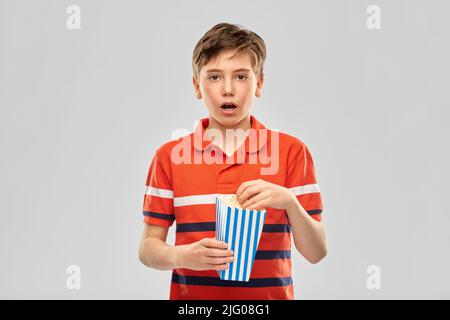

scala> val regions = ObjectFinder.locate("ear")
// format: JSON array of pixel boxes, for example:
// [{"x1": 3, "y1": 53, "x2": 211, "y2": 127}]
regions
[
  {"x1": 192, "y1": 76, "x2": 202, "y2": 99},
  {"x1": 255, "y1": 72, "x2": 264, "y2": 98}
]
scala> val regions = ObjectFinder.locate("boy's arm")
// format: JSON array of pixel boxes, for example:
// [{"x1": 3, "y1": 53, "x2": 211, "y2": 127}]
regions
[
  {"x1": 138, "y1": 224, "x2": 234, "y2": 271},
  {"x1": 138, "y1": 224, "x2": 182, "y2": 270},
  {"x1": 286, "y1": 200, "x2": 327, "y2": 264}
]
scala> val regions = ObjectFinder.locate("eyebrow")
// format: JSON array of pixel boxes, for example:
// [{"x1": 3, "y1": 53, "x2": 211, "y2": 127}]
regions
[{"x1": 205, "y1": 68, "x2": 252, "y2": 73}]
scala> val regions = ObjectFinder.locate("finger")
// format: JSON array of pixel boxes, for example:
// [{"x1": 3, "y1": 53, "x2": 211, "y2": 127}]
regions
[
  {"x1": 246, "y1": 197, "x2": 271, "y2": 211},
  {"x1": 236, "y1": 180, "x2": 260, "y2": 201},
  {"x1": 202, "y1": 237, "x2": 228, "y2": 249},
  {"x1": 241, "y1": 191, "x2": 270, "y2": 209},
  {"x1": 210, "y1": 263, "x2": 229, "y2": 271},
  {"x1": 239, "y1": 184, "x2": 264, "y2": 204},
  {"x1": 205, "y1": 248, "x2": 234, "y2": 257},
  {"x1": 204, "y1": 255, "x2": 235, "y2": 265}
]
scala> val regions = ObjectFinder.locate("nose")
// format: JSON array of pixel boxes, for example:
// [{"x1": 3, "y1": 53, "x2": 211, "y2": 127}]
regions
[{"x1": 222, "y1": 77, "x2": 235, "y2": 96}]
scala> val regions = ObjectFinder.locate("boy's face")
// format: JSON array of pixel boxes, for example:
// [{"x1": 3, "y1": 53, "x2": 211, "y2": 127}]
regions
[{"x1": 193, "y1": 49, "x2": 264, "y2": 128}]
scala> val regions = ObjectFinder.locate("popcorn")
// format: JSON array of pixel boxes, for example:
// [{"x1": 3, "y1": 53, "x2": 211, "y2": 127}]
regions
[
  {"x1": 222, "y1": 194, "x2": 241, "y2": 207},
  {"x1": 215, "y1": 194, "x2": 267, "y2": 282}
]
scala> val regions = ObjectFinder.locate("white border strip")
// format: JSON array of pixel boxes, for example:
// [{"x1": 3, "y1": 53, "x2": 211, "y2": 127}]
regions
[
  {"x1": 290, "y1": 184, "x2": 320, "y2": 196},
  {"x1": 147, "y1": 185, "x2": 320, "y2": 206},
  {"x1": 145, "y1": 186, "x2": 174, "y2": 199},
  {"x1": 174, "y1": 193, "x2": 233, "y2": 207}
]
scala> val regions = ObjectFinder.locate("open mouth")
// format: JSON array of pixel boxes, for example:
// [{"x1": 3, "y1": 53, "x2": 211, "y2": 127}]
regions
[
  {"x1": 220, "y1": 103, "x2": 238, "y2": 114},
  {"x1": 220, "y1": 103, "x2": 238, "y2": 110}
]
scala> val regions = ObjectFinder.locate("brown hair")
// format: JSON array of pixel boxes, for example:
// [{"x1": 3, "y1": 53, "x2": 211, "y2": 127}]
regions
[{"x1": 192, "y1": 22, "x2": 266, "y2": 79}]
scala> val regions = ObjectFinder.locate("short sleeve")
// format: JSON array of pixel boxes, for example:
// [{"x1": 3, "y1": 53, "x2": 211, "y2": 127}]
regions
[
  {"x1": 142, "y1": 148, "x2": 175, "y2": 227},
  {"x1": 286, "y1": 141, "x2": 323, "y2": 222}
]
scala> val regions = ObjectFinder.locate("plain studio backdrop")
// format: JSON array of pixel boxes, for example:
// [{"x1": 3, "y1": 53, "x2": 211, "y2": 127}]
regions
[{"x1": 1, "y1": 0, "x2": 449, "y2": 299}]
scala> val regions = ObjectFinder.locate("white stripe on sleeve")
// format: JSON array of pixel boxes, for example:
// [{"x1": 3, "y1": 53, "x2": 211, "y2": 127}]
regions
[
  {"x1": 145, "y1": 186, "x2": 174, "y2": 199},
  {"x1": 290, "y1": 183, "x2": 320, "y2": 196}
]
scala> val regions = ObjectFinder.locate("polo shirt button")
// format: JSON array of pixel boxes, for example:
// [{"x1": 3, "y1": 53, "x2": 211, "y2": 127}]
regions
[{"x1": 211, "y1": 150, "x2": 216, "y2": 156}]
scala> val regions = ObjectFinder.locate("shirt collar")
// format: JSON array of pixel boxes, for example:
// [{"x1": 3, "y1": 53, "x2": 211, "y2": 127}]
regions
[{"x1": 193, "y1": 115, "x2": 268, "y2": 154}]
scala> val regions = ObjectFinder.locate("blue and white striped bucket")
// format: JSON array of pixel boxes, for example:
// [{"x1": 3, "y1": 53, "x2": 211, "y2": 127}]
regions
[{"x1": 215, "y1": 195, "x2": 266, "y2": 282}]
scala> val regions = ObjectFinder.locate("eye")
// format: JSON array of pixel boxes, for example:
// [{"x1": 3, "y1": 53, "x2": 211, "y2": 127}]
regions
[
  {"x1": 208, "y1": 74, "x2": 220, "y2": 81},
  {"x1": 236, "y1": 74, "x2": 248, "y2": 81}
]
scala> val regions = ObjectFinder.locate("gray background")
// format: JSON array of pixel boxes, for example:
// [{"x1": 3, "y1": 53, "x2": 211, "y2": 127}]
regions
[{"x1": 1, "y1": 0, "x2": 449, "y2": 299}]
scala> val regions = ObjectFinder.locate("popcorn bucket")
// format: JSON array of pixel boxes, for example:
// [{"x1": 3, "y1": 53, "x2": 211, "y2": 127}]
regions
[{"x1": 215, "y1": 194, "x2": 266, "y2": 282}]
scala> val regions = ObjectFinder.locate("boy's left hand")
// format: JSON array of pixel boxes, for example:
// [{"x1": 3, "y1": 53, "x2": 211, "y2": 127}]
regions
[{"x1": 236, "y1": 179, "x2": 297, "y2": 211}]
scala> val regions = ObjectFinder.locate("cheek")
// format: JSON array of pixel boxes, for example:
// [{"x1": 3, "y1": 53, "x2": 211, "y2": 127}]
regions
[
  {"x1": 239, "y1": 83, "x2": 257, "y2": 99},
  {"x1": 201, "y1": 83, "x2": 218, "y2": 98},
  {"x1": 197, "y1": 82, "x2": 208, "y2": 97},
  {"x1": 201, "y1": 85, "x2": 222, "y2": 108}
]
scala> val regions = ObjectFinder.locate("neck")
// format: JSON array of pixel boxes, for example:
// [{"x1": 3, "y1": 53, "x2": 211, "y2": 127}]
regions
[
  {"x1": 206, "y1": 115, "x2": 251, "y2": 136},
  {"x1": 205, "y1": 115, "x2": 252, "y2": 153}
]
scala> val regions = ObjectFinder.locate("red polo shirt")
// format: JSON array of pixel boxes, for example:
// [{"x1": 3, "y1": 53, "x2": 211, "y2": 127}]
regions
[{"x1": 142, "y1": 115, "x2": 323, "y2": 299}]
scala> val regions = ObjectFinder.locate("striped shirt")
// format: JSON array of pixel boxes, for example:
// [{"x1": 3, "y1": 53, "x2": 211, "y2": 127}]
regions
[{"x1": 142, "y1": 115, "x2": 323, "y2": 299}]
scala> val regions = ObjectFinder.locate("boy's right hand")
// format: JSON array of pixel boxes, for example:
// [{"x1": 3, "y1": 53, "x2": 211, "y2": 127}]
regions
[{"x1": 178, "y1": 237, "x2": 234, "y2": 271}]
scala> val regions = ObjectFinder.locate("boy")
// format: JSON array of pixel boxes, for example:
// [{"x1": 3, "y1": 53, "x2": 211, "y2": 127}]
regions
[{"x1": 139, "y1": 22, "x2": 327, "y2": 300}]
